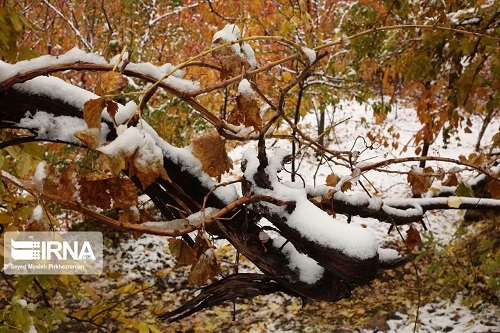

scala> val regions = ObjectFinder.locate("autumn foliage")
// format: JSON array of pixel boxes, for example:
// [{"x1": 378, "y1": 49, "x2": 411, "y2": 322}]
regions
[{"x1": 0, "y1": 0, "x2": 499, "y2": 331}]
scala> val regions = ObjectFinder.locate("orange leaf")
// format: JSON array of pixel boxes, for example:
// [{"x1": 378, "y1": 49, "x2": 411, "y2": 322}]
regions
[
  {"x1": 100, "y1": 71, "x2": 127, "y2": 94},
  {"x1": 168, "y1": 238, "x2": 197, "y2": 266},
  {"x1": 405, "y1": 225, "x2": 422, "y2": 249},
  {"x1": 192, "y1": 131, "x2": 233, "y2": 177},
  {"x1": 83, "y1": 97, "x2": 105, "y2": 130}
]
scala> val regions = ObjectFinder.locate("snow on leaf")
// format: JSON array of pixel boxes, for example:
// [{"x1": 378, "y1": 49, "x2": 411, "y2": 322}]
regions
[
  {"x1": 168, "y1": 238, "x2": 197, "y2": 266},
  {"x1": 212, "y1": 24, "x2": 255, "y2": 79},
  {"x1": 447, "y1": 196, "x2": 462, "y2": 208},
  {"x1": 326, "y1": 173, "x2": 351, "y2": 192},
  {"x1": 98, "y1": 125, "x2": 169, "y2": 188},
  {"x1": 192, "y1": 131, "x2": 233, "y2": 177},
  {"x1": 189, "y1": 250, "x2": 219, "y2": 286},
  {"x1": 405, "y1": 224, "x2": 422, "y2": 249}
]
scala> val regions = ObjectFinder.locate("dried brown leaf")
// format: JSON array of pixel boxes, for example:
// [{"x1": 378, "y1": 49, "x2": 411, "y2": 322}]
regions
[
  {"x1": 407, "y1": 167, "x2": 430, "y2": 196},
  {"x1": 189, "y1": 251, "x2": 219, "y2": 286},
  {"x1": 212, "y1": 41, "x2": 250, "y2": 79},
  {"x1": 74, "y1": 128, "x2": 101, "y2": 150},
  {"x1": 106, "y1": 99, "x2": 119, "y2": 120},
  {"x1": 168, "y1": 238, "x2": 197, "y2": 266},
  {"x1": 442, "y1": 173, "x2": 459, "y2": 186},
  {"x1": 485, "y1": 178, "x2": 500, "y2": 199},
  {"x1": 228, "y1": 88, "x2": 262, "y2": 130},
  {"x1": 127, "y1": 154, "x2": 169, "y2": 189},
  {"x1": 107, "y1": 177, "x2": 139, "y2": 209},
  {"x1": 78, "y1": 172, "x2": 112, "y2": 209},
  {"x1": 326, "y1": 173, "x2": 341, "y2": 187},
  {"x1": 405, "y1": 225, "x2": 422, "y2": 250},
  {"x1": 58, "y1": 163, "x2": 79, "y2": 199},
  {"x1": 78, "y1": 172, "x2": 138, "y2": 209},
  {"x1": 193, "y1": 233, "x2": 211, "y2": 258},
  {"x1": 192, "y1": 131, "x2": 233, "y2": 177},
  {"x1": 83, "y1": 97, "x2": 105, "y2": 130}
]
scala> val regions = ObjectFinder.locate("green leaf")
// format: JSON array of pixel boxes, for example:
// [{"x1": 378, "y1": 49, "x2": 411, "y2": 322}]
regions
[{"x1": 455, "y1": 182, "x2": 474, "y2": 197}]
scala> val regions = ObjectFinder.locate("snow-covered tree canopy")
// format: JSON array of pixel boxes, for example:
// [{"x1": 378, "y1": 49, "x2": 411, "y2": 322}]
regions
[{"x1": 1, "y1": 21, "x2": 499, "y2": 322}]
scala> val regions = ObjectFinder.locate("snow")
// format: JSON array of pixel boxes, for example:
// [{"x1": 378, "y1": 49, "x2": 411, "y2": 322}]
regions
[
  {"x1": 126, "y1": 62, "x2": 200, "y2": 93},
  {"x1": 302, "y1": 47, "x2": 316, "y2": 63},
  {"x1": 272, "y1": 237, "x2": 325, "y2": 284},
  {"x1": 32, "y1": 161, "x2": 47, "y2": 192},
  {"x1": 13, "y1": 76, "x2": 98, "y2": 112},
  {"x1": 17, "y1": 110, "x2": 110, "y2": 145},
  {"x1": 1, "y1": 46, "x2": 201, "y2": 95},
  {"x1": 0, "y1": 47, "x2": 107, "y2": 82},
  {"x1": 32, "y1": 205, "x2": 43, "y2": 222},
  {"x1": 378, "y1": 248, "x2": 401, "y2": 263},
  {"x1": 99, "y1": 125, "x2": 164, "y2": 179},
  {"x1": 212, "y1": 24, "x2": 258, "y2": 69},
  {"x1": 241, "y1": 148, "x2": 379, "y2": 260},
  {"x1": 287, "y1": 197, "x2": 378, "y2": 260},
  {"x1": 141, "y1": 207, "x2": 220, "y2": 229},
  {"x1": 237, "y1": 79, "x2": 254, "y2": 96}
]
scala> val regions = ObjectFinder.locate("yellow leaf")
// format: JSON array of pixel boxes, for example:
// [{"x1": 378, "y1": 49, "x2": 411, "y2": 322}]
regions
[
  {"x1": 148, "y1": 324, "x2": 163, "y2": 333},
  {"x1": 135, "y1": 321, "x2": 149, "y2": 333},
  {"x1": 70, "y1": 310, "x2": 88, "y2": 320},
  {"x1": 100, "y1": 71, "x2": 127, "y2": 94},
  {"x1": 117, "y1": 282, "x2": 136, "y2": 294},
  {"x1": 447, "y1": 196, "x2": 462, "y2": 208},
  {"x1": 192, "y1": 131, "x2": 233, "y2": 177}
]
